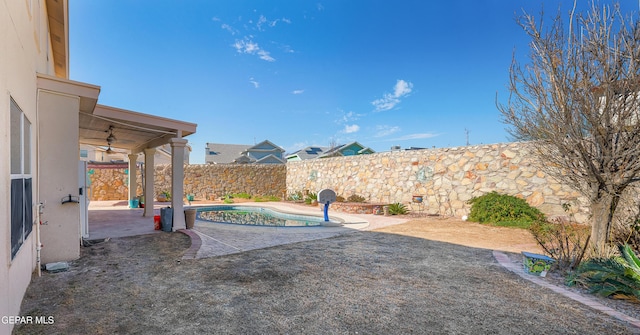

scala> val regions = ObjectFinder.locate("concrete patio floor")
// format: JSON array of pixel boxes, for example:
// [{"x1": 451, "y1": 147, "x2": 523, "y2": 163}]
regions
[{"x1": 87, "y1": 200, "x2": 407, "y2": 249}]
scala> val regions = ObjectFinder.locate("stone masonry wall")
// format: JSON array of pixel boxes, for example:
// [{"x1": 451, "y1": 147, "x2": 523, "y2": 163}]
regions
[
  {"x1": 286, "y1": 142, "x2": 589, "y2": 222},
  {"x1": 88, "y1": 167, "x2": 139, "y2": 201},
  {"x1": 89, "y1": 164, "x2": 286, "y2": 202},
  {"x1": 154, "y1": 164, "x2": 287, "y2": 201},
  {"x1": 88, "y1": 142, "x2": 592, "y2": 222}
]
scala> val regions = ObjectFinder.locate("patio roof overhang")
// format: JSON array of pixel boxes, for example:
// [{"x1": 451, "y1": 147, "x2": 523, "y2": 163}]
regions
[
  {"x1": 37, "y1": 74, "x2": 197, "y2": 154},
  {"x1": 81, "y1": 104, "x2": 197, "y2": 154}
]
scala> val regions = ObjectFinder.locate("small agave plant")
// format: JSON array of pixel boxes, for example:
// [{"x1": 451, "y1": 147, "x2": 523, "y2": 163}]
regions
[
  {"x1": 387, "y1": 203, "x2": 408, "y2": 215},
  {"x1": 569, "y1": 244, "x2": 640, "y2": 301}
]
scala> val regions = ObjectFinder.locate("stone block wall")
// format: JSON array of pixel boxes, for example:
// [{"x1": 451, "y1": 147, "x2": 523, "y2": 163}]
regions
[
  {"x1": 286, "y1": 142, "x2": 589, "y2": 221},
  {"x1": 88, "y1": 166, "x2": 143, "y2": 201},
  {"x1": 153, "y1": 164, "x2": 287, "y2": 201},
  {"x1": 88, "y1": 142, "x2": 596, "y2": 222}
]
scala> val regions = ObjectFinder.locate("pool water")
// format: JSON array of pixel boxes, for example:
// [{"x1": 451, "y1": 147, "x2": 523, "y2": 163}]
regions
[{"x1": 197, "y1": 206, "x2": 333, "y2": 227}]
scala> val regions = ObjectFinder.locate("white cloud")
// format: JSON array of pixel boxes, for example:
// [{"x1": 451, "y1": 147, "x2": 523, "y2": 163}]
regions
[
  {"x1": 257, "y1": 49, "x2": 275, "y2": 62},
  {"x1": 292, "y1": 89, "x2": 304, "y2": 94},
  {"x1": 212, "y1": 17, "x2": 221, "y2": 22},
  {"x1": 249, "y1": 77, "x2": 260, "y2": 88},
  {"x1": 343, "y1": 124, "x2": 360, "y2": 134},
  {"x1": 233, "y1": 38, "x2": 275, "y2": 62},
  {"x1": 374, "y1": 125, "x2": 401, "y2": 137},
  {"x1": 257, "y1": 15, "x2": 268, "y2": 30},
  {"x1": 221, "y1": 23, "x2": 238, "y2": 35},
  {"x1": 394, "y1": 80, "x2": 413, "y2": 97},
  {"x1": 334, "y1": 110, "x2": 361, "y2": 126},
  {"x1": 372, "y1": 79, "x2": 414, "y2": 112}
]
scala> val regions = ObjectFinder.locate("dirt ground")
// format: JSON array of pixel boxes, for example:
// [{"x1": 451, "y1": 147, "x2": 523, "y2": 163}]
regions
[{"x1": 14, "y1": 217, "x2": 640, "y2": 334}]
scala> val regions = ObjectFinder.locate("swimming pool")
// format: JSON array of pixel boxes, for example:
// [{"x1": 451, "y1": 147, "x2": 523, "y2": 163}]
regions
[{"x1": 196, "y1": 205, "x2": 341, "y2": 227}]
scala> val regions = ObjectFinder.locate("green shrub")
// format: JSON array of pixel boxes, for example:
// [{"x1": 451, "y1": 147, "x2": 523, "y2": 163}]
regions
[
  {"x1": 467, "y1": 192, "x2": 545, "y2": 228},
  {"x1": 231, "y1": 192, "x2": 252, "y2": 199},
  {"x1": 288, "y1": 191, "x2": 304, "y2": 201},
  {"x1": 304, "y1": 192, "x2": 317, "y2": 204},
  {"x1": 347, "y1": 194, "x2": 367, "y2": 203},
  {"x1": 568, "y1": 244, "x2": 640, "y2": 301},
  {"x1": 254, "y1": 195, "x2": 280, "y2": 202},
  {"x1": 387, "y1": 203, "x2": 408, "y2": 215}
]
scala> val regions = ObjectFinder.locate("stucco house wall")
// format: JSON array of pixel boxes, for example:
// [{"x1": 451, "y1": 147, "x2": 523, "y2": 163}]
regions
[{"x1": 1, "y1": 0, "x2": 54, "y2": 332}]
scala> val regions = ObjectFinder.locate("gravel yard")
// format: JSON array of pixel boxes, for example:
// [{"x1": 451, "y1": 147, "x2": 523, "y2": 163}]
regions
[{"x1": 14, "y1": 217, "x2": 639, "y2": 334}]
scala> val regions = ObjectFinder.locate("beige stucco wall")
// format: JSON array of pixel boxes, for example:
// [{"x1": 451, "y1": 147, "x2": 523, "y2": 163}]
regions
[
  {"x1": 37, "y1": 90, "x2": 81, "y2": 263},
  {"x1": 1, "y1": 0, "x2": 56, "y2": 332}
]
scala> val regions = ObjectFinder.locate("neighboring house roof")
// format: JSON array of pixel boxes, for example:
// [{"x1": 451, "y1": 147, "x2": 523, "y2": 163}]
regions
[
  {"x1": 318, "y1": 141, "x2": 375, "y2": 158},
  {"x1": 206, "y1": 140, "x2": 286, "y2": 164},
  {"x1": 286, "y1": 146, "x2": 330, "y2": 161},
  {"x1": 206, "y1": 143, "x2": 252, "y2": 164},
  {"x1": 287, "y1": 142, "x2": 375, "y2": 160},
  {"x1": 254, "y1": 154, "x2": 286, "y2": 164}
]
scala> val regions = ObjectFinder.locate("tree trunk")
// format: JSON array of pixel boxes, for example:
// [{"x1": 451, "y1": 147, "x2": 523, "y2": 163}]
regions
[{"x1": 590, "y1": 193, "x2": 616, "y2": 256}]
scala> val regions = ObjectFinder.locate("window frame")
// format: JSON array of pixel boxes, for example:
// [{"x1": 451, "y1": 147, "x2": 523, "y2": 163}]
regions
[{"x1": 10, "y1": 98, "x2": 33, "y2": 260}]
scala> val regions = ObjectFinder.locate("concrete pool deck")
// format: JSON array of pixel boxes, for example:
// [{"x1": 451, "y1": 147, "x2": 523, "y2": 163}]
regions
[
  {"x1": 88, "y1": 200, "x2": 408, "y2": 259},
  {"x1": 185, "y1": 202, "x2": 408, "y2": 259}
]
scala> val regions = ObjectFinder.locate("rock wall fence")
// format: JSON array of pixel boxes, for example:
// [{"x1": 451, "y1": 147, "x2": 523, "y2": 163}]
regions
[
  {"x1": 88, "y1": 142, "x2": 592, "y2": 222},
  {"x1": 153, "y1": 164, "x2": 286, "y2": 201},
  {"x1": 286, "y1": 142, "x2": 589, "y2": 222}
]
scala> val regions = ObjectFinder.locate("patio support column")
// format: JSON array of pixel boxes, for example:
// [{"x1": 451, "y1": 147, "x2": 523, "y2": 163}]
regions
[
  {"x1": 170, "y1": 138, "x2": 188, "y2": 230},
  {"x1": 128, "y1": 154, "x2": 138, "y2": 208},
  {"x1": 143, "y1": 148, "x2": 156, "y2": 217}
]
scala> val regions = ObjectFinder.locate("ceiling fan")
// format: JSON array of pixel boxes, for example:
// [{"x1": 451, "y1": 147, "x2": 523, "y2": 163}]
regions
[{"x1": 105, "y1": 126, "x2": 116, "y2": 154}]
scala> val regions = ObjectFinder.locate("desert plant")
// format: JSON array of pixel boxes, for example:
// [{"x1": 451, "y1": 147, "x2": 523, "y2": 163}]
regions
[
  {"x1": 336, "y1": 195, "x2": 346, "y2": 202},
  {"x1": 568, "y1": 244, "x2": 640, "y2": 302},
  {"x1": 467, "y1": 192, "x2": 545, "y2": 228},
  {"x1": 529, "y1": 219, "x2": 591, "y2": 272},
  {"x1": 304, "y1": 192, "x2": 317, "y2": 205},
  {"x1": 387, "y1": 203, "x2": 408, "y2": 215},
  {"x1": 347, "y1": 194, "x2": 367, "y2": 203},
  {"x1": 232, "y1": 192, "x2": 252, "y2": 199},
  {"x1": 288, "y1": 191, "x2": 304, "y2": 201},
  {"x1": 254, "y1": 195, "x2": 280, "y2": 202},
  {"x1": 223, "y1": 195, "x2": 234, "y2": 204}
]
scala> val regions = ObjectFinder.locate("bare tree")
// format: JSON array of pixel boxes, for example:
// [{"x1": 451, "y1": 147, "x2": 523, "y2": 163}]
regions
[{"x1": 498, "y1": 1, "x2": 640, "y2": 254}]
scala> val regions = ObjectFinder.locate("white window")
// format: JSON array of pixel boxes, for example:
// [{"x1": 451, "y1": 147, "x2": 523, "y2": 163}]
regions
[{"x1": 10, "y1": 98, "x2": 33, "y2": 259}]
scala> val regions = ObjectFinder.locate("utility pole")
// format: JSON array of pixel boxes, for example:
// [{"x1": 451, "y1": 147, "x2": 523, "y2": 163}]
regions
[{"x1": 464, "y1": 128, "x2": 470, "y2": 146}]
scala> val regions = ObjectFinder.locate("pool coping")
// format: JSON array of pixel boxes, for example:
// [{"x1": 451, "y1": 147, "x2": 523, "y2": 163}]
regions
[{"x1": 185, "y1": 202, "x2": 371, "y2": 230}]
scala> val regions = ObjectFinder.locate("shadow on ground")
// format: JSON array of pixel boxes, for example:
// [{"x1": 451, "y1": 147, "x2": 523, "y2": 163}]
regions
[{"x1": 15, "y1": 230, "x2": 639, "y2": 334}]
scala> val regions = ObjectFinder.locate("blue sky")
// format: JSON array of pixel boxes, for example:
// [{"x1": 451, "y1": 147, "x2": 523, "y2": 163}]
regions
[{"x1": 69, "y1": 1, "x2": 638, "y2": 164}]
